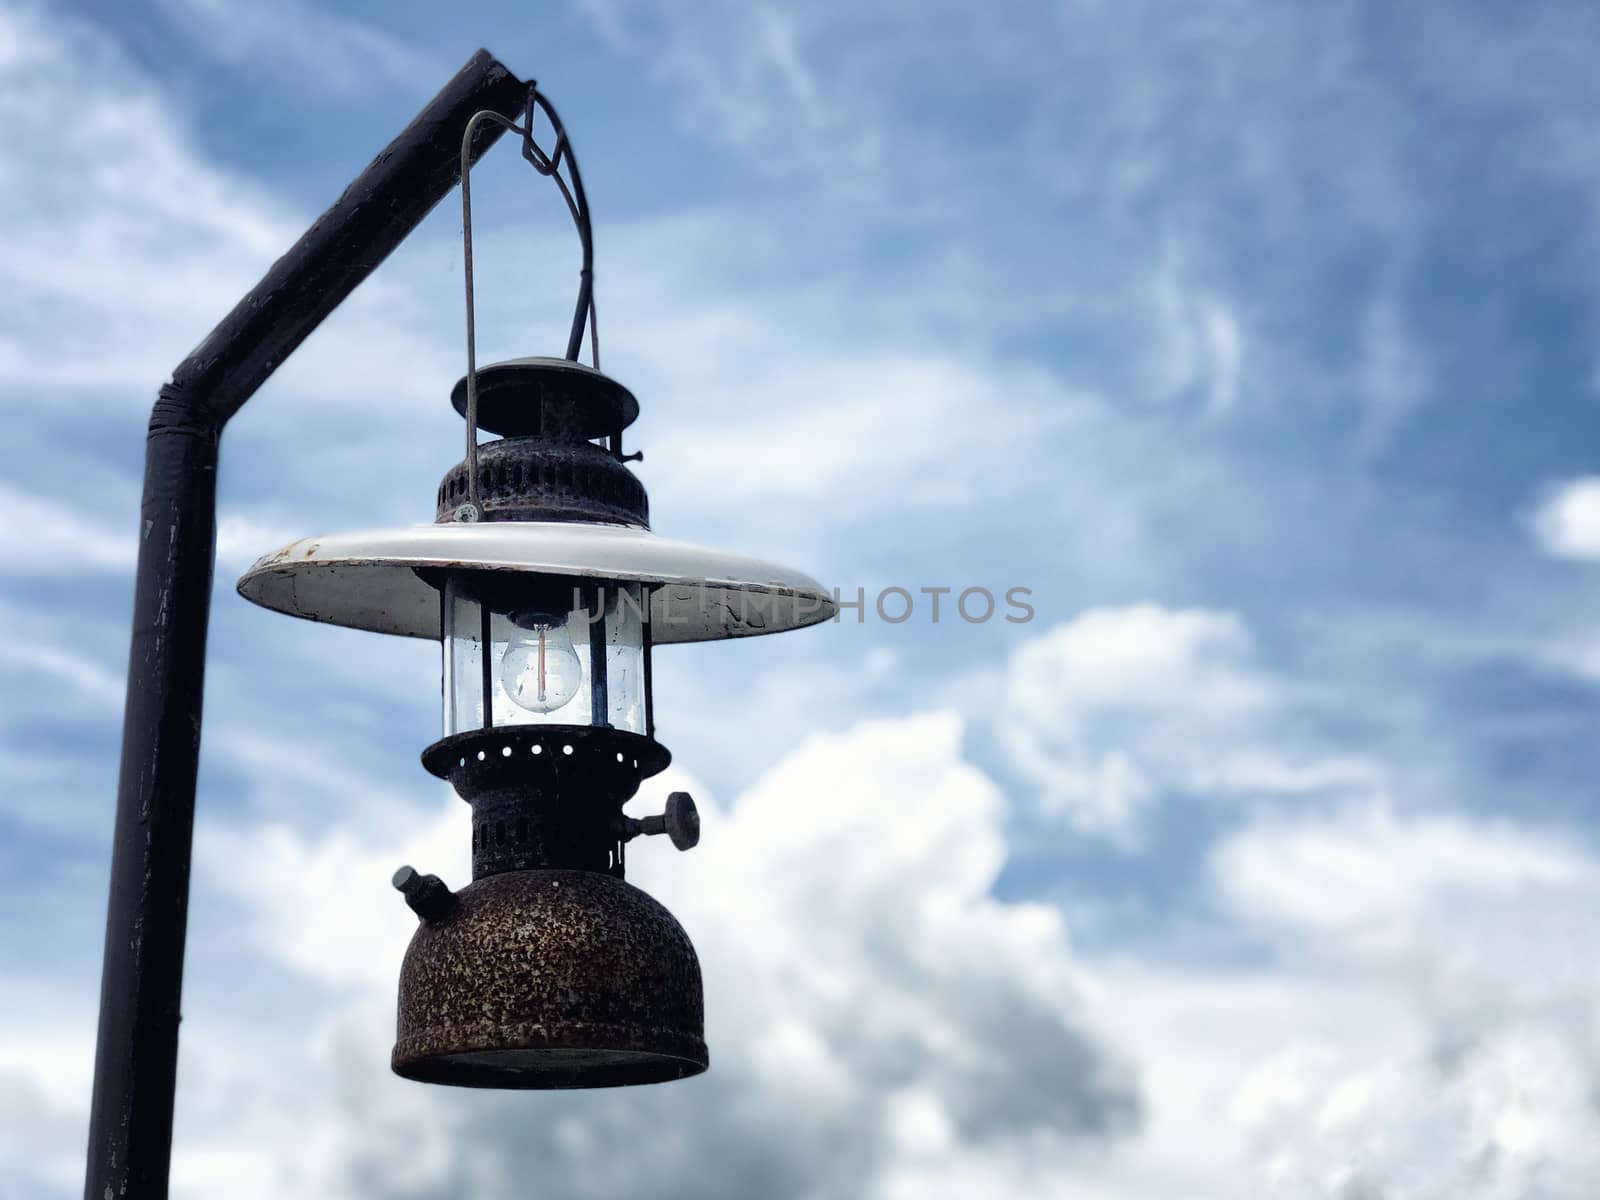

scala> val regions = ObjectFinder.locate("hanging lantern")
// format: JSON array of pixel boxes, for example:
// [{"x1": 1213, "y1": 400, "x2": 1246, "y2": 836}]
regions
[{"x1": 236, "y1": 88, "x2": 833, "y2": 1088}]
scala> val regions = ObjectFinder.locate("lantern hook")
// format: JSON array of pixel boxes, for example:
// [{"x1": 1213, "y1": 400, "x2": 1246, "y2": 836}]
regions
[{"x1": 459, "y1": 82, "x2": 600, "y2": 514}]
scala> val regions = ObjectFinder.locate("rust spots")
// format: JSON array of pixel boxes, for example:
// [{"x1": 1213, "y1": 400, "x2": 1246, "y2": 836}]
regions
[{"x1": 392, "y1": 868, "x2": 706, "y2": 1089}]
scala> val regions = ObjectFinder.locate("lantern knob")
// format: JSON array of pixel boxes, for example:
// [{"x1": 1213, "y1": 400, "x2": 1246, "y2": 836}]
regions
[
  {"x1": 662, "y1": 791, "x2": 700, "y2": 851},
  {"x1": 618, "y1": 792, "x2": 700, "y2": 852},
  {"x1": 393, "y1": 865, "x2": 458, "y2": 923}
]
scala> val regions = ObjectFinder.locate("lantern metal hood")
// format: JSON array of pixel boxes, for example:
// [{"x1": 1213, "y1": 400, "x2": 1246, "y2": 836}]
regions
[{"x1": 236, "y1": 86, "x2": 833, "y2": 1090}]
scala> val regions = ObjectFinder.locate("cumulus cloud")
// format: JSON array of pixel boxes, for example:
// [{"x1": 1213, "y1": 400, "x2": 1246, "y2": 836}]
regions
[
  {"x1": 21, "y1": 718, "x2": 1599, "y2": 1200},
  {"x1": 0, "y1": 981, "x2": 94, "y2": 1199},
  {"x1": 158, "y1": 718, "x2": 1600, "y2": 1200},
  {"x1": 1175, "y1": 804, "x2": 1600, "y2": 1198},
  {"x1": 1529, "y1": 476, "x2": 1600, "y2": 562},
  {"x1": 161, "y1": 711, "x2": 1140, "y2": 1200},
  {"x1": 1001, "y1": 606, "x2": 1382, "y2": 846},
  {"x1": 1214, "y1": 804, "x2": 1586, "y2": 943}
]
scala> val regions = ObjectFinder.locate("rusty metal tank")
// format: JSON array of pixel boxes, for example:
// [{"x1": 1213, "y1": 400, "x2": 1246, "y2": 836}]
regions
[{"x1": 391, "y1": 865, "x2": 706, "y2": 1088}]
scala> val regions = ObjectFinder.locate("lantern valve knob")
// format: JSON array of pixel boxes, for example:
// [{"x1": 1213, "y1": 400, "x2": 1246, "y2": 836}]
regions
[
  {"x1": 393, "y1": 865, "x2": 458, "y2": 923},
  {"x1": 618, "y1": 791, "x2": 700, "y2": 851}
]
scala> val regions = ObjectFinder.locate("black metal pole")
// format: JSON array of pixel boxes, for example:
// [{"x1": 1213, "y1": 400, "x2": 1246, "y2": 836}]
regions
[{"x1": 85, "y1": 49, "x2": 527, "y2": 1200}]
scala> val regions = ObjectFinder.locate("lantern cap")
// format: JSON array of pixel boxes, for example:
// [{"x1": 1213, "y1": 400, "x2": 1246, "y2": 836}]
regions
[
  {"x1": 236, "y1": 521, "x2": 836, "y2": 644},
  {"x1": 450, "y1": 356, "x2": 639, "y2": 439}
]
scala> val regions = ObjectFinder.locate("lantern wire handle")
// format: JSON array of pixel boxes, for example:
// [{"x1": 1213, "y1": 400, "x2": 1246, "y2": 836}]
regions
[{"x1": 459, "y1": 83, "x2": 600, "y2": 515}]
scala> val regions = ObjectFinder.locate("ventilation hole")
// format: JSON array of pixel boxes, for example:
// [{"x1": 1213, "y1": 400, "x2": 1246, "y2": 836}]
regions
[
  {"x1": 477, "y1": 750, "x2": 486, "y2": 761},
  {"x1": 458, "y1": 757, "x2": 466, "y2": 768},
  {"x1": 532, "y1": 744, "x2": 543, "y2": 755},
  {"x1": 562, "y1": 744, "x2": 574, "y2": 756},
  {"x1": 616, "y1": 752, "x2": 624, "y2": 763},
  {"x1": 501, "y1": 745, "x2": 513, "y2": 758},
  {"x1": 632, "y1": 758, "x2": 638, "y2": 769}
]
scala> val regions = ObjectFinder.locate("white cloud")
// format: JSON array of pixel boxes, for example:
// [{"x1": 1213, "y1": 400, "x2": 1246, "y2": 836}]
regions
[
  {"x1": 0, "y1": 637, "x2": 124, "y2": 711},
  {"x1": 0, "y1": 0, "x2": 1122, "y2": 579},
  {"x1": 1012, "y1": 801, "x2": 1600, "y2": 1199},
  {"x1": 158, "y1": 725, "x2": 1600, "y2": 1200},
  {"x1": 1150, "y1": 251, "x2": 1246, "y2": 417},
  {"x1": 641, "y1": 343, "x2": 1097, "y2": 514},
  {"x1": 153, "y1": 0, "x2": 435, "y2": 92},
  {"x1": 0, "y1": 482, "x2": 308, "y2": 578},
  {"x1": 1529, "y1": 476, "x2": 1600, "y2": 561},
  {"x1": 215, "y1": 513, "x2": 303, "y2": 572},
  {"x1": 197, "y1": 805, "x2": 457, "y2": 991},
  {"x1": 0, "y1": 1, "x2": 298, "y2": 399},
  {"x1": 12, "y1": 625, "x2": 1599, "y2": 1198},
  {"x1": 1008, "y1": 606, "x2": 1268, "y2": 711},
  {"x1": 1357, "y1": 289, "x2": 1431, "y2": 453},
  {"x1": 0, "y1": 0, "x2": 1235, "y2": 609},
  {"x1": 1001, "y1": 606, "x2": 1380, "y2": 846},
  {"x1": 0, "y1": 0, "x2": 457, "y2": 447},
  {"x1": 575, "y1": 0, "x2": 878, "y2": 178},
  {"x1": 163, "y1": 711, "x2": 1139, "y2": 1200},
  {"x1": 0, "y1": 484, "x2": 134, "y2": 572},
  {"x1": 0, "y1": 980, "x2": 96, "y2": 1197},
  {"x1": 1214, "y1": 803, "x2": 1585, "y2": 942},
  {"x1": 1184, "y1": 805, "x2": 1600, "y2": 1197}
]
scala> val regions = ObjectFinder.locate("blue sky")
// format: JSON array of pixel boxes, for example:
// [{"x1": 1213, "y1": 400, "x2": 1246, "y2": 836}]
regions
[{"x1": 6, "y1": 1, "x2": 1600, "y2": 1196}]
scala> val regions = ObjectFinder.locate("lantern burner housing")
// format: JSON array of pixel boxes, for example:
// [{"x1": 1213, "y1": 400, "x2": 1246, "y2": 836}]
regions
[{"x1": 423, "y1": 724, "x2": 670, "y2": 878}]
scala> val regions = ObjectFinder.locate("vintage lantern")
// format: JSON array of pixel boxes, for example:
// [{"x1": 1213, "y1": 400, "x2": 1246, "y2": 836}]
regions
[{"x1": 235, "y1": 91, "x2": 833, "y2": 1088}]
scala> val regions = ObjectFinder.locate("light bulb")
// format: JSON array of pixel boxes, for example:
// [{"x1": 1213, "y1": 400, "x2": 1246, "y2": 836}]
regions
[{"x1": 500, "y1": 615, "x2": 584, "y2": 714}]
